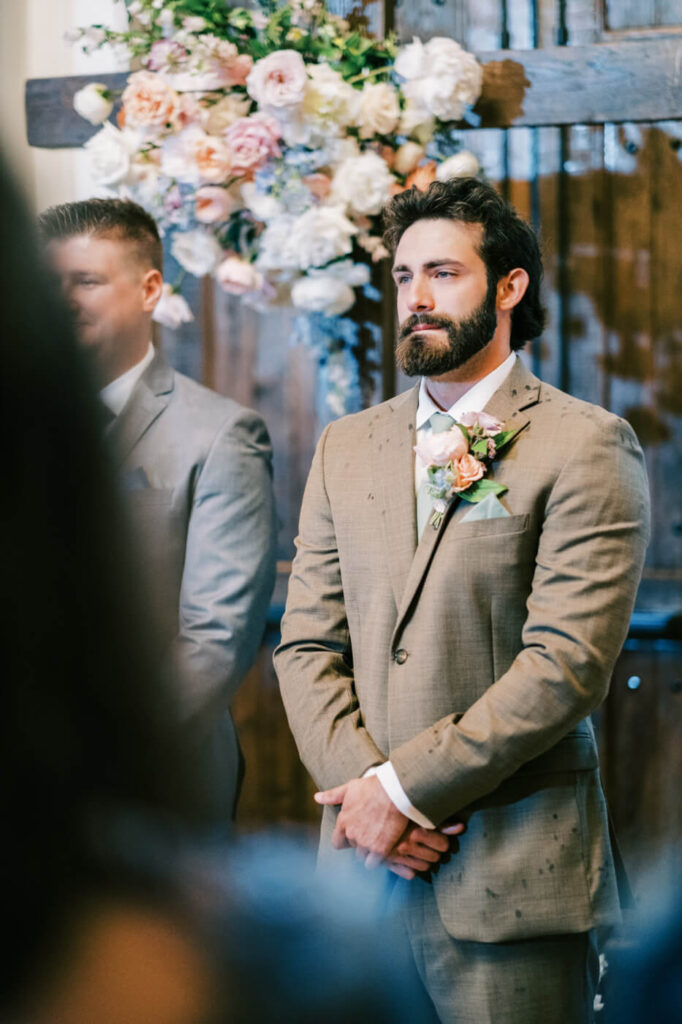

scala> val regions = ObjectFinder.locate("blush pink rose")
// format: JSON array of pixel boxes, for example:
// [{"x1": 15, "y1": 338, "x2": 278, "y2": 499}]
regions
[
  {"x1": 122, "y1": 71, "x2": 179, "y2": 132},
  {"x1": 223, "y1": 114, "x2": 281, "y2": 176},
  {"x1": 414, "y1": 426, "x2": 468, "y2": 467},
  {"x1": 246, "y1": 50, "x2": 308, "y2": 110},
  {"x1": 195, "y1": 186, "x2": 234, "y2": 223},
  {"x1": 458, "y1": 411, "x2": 504, "y2": 436},
  {"x1": 453, "y1": 454, "x2": 486, "y2": 491},
  {"x1": 216, "y1": 256, "x2": 264, "y2": 295}
]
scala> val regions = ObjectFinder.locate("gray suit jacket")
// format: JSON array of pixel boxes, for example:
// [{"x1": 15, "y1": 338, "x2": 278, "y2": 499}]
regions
[
  {"x1": 275, "y1": 356, "x2": 650, "y2": 942},
  {"x1": 111, "y1": 352, "x2": 277, "y2": 821}
]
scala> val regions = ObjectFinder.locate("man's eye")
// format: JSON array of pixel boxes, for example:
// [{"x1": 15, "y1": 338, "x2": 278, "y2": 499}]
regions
[
  {"x1": 396, "y1": 275, "x2": 411, "y2": 285},
  {"x1": 435, "y1": 270, "x2": 455, "y2": 279}
]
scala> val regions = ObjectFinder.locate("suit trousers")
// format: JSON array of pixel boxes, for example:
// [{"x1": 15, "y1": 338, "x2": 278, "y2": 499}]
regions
[{"x1": 392, "y1": 876, "x2": 600, "y2": 1024}]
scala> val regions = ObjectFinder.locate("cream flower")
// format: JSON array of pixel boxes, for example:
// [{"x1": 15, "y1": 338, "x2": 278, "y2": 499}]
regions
[
  {"x1": 436, "y1": 150, "x2": 480, "y2": 180},
  {"x1": 355, "y1": 82, "x2": 400, "y2": 138},
  {"x1": 161, "y1": 126, "x2": 232, "y2": 185},
  {"x1": 202, "y1": 94, "x2": 252, "y2": 135},
  {"x1": 302, "y1": 63, "x2": 358, "y2": 127},
  {"x1": 73, "y1": 83, "x2": 113, "y2": 125},
  {"x1": 394, "y1": 141, "x2": 425, "y2": 176}
]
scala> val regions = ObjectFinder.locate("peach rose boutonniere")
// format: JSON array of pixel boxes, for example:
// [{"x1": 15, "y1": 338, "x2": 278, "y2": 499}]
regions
[{"x1": 414, "y1": 411, "x2": 522, "y2": 528}]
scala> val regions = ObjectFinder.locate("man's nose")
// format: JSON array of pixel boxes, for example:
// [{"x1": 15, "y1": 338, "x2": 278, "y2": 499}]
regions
[{"x1": 406, "y1": 275, "x2": 434, "y2": 313}]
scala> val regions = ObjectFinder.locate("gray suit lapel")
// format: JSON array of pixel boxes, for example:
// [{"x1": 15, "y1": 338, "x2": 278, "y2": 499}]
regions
[
  {"x1": 392, "y1": 357, "x2": 541, "y2": 635},
  {"x1": 370, "y1": 385, "x2": 419, "y2": 610},
  {"x1": 109, "y1": 351, "x2": 174, "y2": 466}
]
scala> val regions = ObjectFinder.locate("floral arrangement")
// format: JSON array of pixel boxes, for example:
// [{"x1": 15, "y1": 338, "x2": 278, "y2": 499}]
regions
[
  {"x1": 415, "y1": 412, "x2": 520, "y2": 528},
  {"x1": 70, "y1": 0, "x2": 483, "y2": 418}
]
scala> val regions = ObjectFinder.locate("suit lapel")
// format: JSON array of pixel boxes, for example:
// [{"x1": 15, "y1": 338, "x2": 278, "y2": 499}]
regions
[
  {"x1": 109, "y1": 351, "x2": 174, "y2": 466},
  {"x1": 370, "y1": 385, "x2": 419, "y2": 609},
  {"x1": 392, "y1": 357, "x2": 541, "y2": 635}
]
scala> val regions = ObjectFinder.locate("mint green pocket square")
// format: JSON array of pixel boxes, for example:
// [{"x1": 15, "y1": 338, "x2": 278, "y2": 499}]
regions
[{"x1": 460, "y1": 492, "x2": 510, "y2": 523}]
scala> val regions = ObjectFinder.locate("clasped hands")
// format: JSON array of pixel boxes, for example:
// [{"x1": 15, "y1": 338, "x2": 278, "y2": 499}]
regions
[{"x1": 315, "y1": 774, "x2": 465, "y2": 881}]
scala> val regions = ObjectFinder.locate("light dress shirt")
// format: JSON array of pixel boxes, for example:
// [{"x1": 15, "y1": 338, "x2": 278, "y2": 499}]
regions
[
  {"x1": 100, "y1": 342, "x2": 155, "y2": 417},
  {"x1": 369, "y1": 351, "x2": 517, "y2": 829}
]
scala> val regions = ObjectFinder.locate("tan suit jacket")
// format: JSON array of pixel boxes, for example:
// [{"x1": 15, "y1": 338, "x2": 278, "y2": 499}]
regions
[{"x1": 275, "y1": 356, "x2": 650, "y2": 942}]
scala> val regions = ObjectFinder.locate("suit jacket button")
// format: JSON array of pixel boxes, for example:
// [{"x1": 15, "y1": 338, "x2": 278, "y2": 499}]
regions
[{"x1": 394, "y1": 648, "x2": 408, "y2": 664}]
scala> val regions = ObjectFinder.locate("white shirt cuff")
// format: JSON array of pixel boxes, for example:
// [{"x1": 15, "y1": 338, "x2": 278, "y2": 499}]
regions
[{"x1": 364, "y1": 763, "x2": 436, "y2": 830}]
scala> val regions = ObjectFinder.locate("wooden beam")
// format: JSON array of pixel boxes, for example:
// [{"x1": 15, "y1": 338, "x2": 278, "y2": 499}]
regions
[{"x1": 25, "y1": 36, "x2": 682, "y2": 148}]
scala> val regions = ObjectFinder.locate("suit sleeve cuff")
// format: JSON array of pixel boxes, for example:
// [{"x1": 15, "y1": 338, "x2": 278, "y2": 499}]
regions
[{"x1": 365, "y1": 762, "x2": 436, "y2": 829}]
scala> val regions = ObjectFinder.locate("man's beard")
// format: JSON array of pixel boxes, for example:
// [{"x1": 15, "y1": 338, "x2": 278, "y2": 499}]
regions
[{"x1": 395, "y1": 281, "x2": 498, "y2": 378}]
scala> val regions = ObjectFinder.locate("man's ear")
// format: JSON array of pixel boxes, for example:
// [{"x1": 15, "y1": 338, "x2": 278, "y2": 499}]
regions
[
  {"x1": 142, "y1": 268, "x2": 163, "y2": 312},
  {"x1": 497, "y1": 268, "x2": 529, "y2": 311}
]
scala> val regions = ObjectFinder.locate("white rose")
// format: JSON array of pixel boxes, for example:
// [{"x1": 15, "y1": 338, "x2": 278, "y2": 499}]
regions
[
  {"x1": 425, "y1": 36, "x2": 482, "y2": 103},
  {"x1": 73, "y1": 82, "x2": 113, "y2": 125},
  {"x1": 331, "y1": 151, "x2": 395, "y2": 216},
  {"x1": 216, "y1": 256, "x2": 264, "y2": 294},
  {"x1": 152, "y1": 284, "x2": 194, "y2": 328},
  {"x1": 84, "y1": 123, "x2": 136, "y2": 186},
  {"x1": 356, "y1": 81, "x2": 400, "y2": 138},
  {"x1": 394, "y1": 141, "x2": 425, "y2": 176},
  {"x1": 394, "y1": 37, "x2": 428, "y2": 80},
  {"x1": 171, "y1": 228, "x2": 222, "y2": 277},
  {"x1": 240, "y1": 181, "x2": 283, "y2": 222},
  {"x1": 256, "y1": 215, "x2": 300, "y2": 273},
  {"x1": 436, "y1": 150, "x2": 480, "y2": 180},
  {"x1": 291, "y1": 274, "x2": 355, "y2": 316},
  {"x1": 288, "y1": 206, "x2": 357, "y2": 270}
]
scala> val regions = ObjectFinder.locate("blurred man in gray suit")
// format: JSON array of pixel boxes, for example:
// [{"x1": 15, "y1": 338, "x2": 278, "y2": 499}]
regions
[
  {"x1": 275, "y1": 179, "x2": 650, "y2": 1022},
  {"x1": 41, "y1": 198, "x2": 277, "y2": 824}
]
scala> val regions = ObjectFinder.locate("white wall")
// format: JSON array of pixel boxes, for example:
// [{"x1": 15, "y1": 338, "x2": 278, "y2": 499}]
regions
[{"x1": 0, "y1": 0, "x2": 127, "y2": 213}]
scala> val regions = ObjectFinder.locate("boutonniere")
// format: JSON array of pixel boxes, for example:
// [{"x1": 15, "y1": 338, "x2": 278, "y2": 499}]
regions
[{"x1": 414, "y1": 411, "x2": 521, "y2": 529}]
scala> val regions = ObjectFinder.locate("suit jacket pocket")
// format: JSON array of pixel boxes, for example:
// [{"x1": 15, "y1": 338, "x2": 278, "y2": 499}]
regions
[{"x1": 448, "y1": 512, "x2": 528, "y2": 541}]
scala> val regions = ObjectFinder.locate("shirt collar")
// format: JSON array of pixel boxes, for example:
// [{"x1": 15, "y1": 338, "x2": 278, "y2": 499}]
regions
[
  {"x1": 416, "y1": 351, "x2": 517, "y2": 430},
  {"x1": 100, "y1": 342, "x2": 155, "y2": 418}
]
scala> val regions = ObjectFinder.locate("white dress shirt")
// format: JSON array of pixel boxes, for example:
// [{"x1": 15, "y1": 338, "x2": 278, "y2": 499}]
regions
[
  {"x1": 100, "y1": 342, "x2": 155, "y2": 417},
  {"x1": 372, "y1": 351, "x2": 517, "y2": 829}
]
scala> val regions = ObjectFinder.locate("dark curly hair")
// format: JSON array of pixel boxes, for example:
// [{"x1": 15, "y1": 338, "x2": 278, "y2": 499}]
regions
[
  {"x1": 38, "y1": 196, "x2": 163, "y2": 273},
  {"x1": 382, "y1": 178, "x2": 546, "y2": 349}
]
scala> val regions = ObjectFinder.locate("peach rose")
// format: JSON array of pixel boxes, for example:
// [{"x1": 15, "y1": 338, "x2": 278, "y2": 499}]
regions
[
  {"x1": 193, "y1": 133, "x2": 233, "y2": 183},
  {"x1": 453, "y1": 454, "x2": 486, "y2": 491},
  {"x1": 302, "y1": 173, "x2": 331, "y2": 201},
  {"x1": 405, "y1": 160, "x2": 437, "y2": 191},
  {"x1": 122, "y1": 71, "x2": 179, "y2": 132},
  {"x1": 223, "y1": 114, "x2": 281, "y2": 176},
  {"x1": 195, "y1": 186, "x2": 234, "y2": 223},
  {"x1": 414, "y1": 426, "x2": 468, "y2": 467}
]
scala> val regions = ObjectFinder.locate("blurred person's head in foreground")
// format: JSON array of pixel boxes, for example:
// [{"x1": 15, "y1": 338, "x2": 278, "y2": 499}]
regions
[
  {"x1": 38, "y1": 197, "x2": 163, "y2": 386},
  {"x1": 0, "y1": 155, "x2": 205, "y2": 1017}
]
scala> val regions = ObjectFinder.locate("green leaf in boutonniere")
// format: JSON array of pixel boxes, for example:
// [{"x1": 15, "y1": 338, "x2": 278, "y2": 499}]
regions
[{"x1": 457, "y1": 477, "x2": 509, "y2": 504}]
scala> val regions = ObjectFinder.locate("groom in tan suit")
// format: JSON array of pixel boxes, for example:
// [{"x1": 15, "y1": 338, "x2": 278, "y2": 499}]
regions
[{"x1": 275, "y1": 179, "x2": 650, "y2": 1022}]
